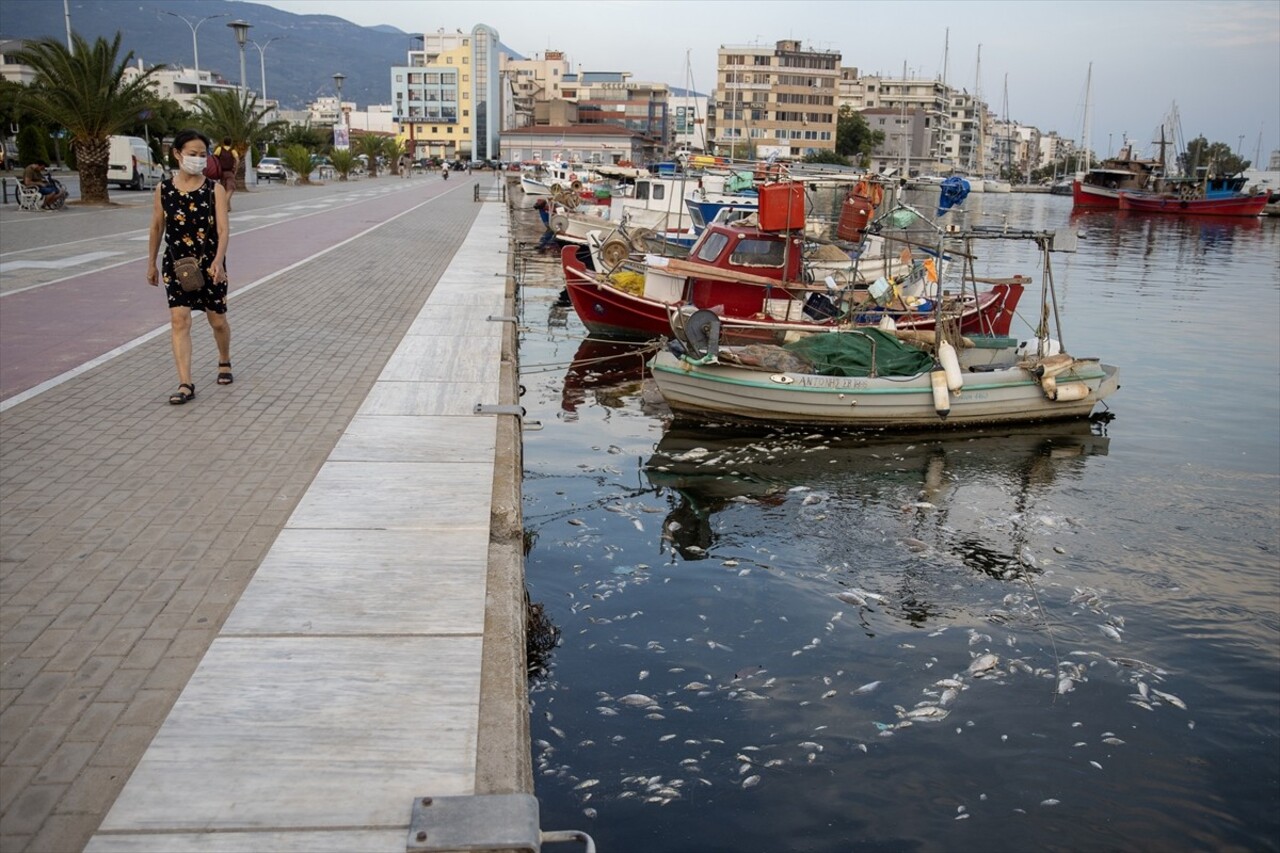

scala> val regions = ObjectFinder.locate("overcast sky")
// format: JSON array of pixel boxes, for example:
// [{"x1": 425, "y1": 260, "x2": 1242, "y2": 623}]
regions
[{"x1": 253, "y1": 0, "x2": 1280, "y2": 163}]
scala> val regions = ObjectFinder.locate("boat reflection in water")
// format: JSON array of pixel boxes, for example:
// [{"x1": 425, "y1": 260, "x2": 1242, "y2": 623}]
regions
[
  {"x1": 559, "y1": 337, "x2": 661, "y2": 416},
  {"x1": 643, "y1": 421, "x2": 1109, "y2": 573}
]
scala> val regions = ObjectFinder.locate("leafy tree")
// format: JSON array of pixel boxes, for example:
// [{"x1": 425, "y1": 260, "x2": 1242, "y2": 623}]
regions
[
  {"x1": 328, "y1": 148, "x2": 357, "y2": 181},
  {"x1": 13, "y1": 33, "x2": 162, "y2": 203},
  {"x1": 384, "y1": 137, "x2": 406, "y2": 174},
  {"x1": 193, "y1": 89, "x2": 286, "y2": 190},
  {"x1": 16, "y1": 123, "x2": 49, "y2": 166},
  {"x1": 277, "y1": 122, "x2": 328, "y2": 153},
  {"x1": 279, "y1": 144, "x2": 313, "y2": 184},
  {"x1": 836, "y1": 106, "x2": 884, "y2": 167},
  {"x1": 1179, "y1": 136, "x2": 1250, "y2": 176},
  {"x1": 802, "y1": 150, "x2": 851, "y2": 166}
]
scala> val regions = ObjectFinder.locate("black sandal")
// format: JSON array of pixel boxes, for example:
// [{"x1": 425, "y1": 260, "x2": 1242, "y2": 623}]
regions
[
  {"x1": 169, "y1": 383, "x2": 195, "y2": 405},
  {"x1": 217, "y1": 362, "x2": 234, "y2": 385}
]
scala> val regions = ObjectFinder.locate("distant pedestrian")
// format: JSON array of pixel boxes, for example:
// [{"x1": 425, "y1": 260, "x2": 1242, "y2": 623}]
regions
[
  {"x1": 146, "y1": 128, "x2": 232, "y2": 405},
  {"x1": 213, "y1": 137, "x2": 239, "y2": 209},
  {"x1": 399, "y1": 152, "x2": 411, "y2": 178}
]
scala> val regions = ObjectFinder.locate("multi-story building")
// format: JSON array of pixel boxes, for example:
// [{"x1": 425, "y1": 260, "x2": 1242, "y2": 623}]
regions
[
  {"x1": 839, "y1": 71, "x2": 952, "y2": 175},
  {"x1": 706, "y1": 39, "x2": 841, "y2": 160},
  {"x1": 669, "y1": 88, "x2": 709, "y2": 154},
  {"x1": 860, "y1": 107, "x2": 932, "y2": 175},
  {"x1": 565, "y1": 72, "x2": 671, "y2": 152},
  {"x1": 390, "y1": 25, "x2": 500, "y2": 162},
  {"x1": 501, "y1": 50, "x2": 572, "y2": 129}
]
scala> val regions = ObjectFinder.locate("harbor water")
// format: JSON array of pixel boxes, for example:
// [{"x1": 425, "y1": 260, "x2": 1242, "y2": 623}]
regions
[{"x1": 516, "y1": 189, "x2": 1280, "y2": 852}]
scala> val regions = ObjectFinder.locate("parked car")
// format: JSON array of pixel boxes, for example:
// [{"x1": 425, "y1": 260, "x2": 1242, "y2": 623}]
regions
[
  {"x1": 257, "y1": 157, "x2": 286, "y2": 181},
  {"x1": 107, "y1": 135, "x2": 163, "y2": 190}
]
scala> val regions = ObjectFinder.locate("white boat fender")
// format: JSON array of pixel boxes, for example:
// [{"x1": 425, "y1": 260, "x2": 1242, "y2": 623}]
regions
[
  {"x1": 1050, "y1": 381, "x2": 1091, "y2": 402},
  {"x1": 1040, "y1": 375, "x2": 1057, "y2": 400},
  {"x1": 931, "y1": 370, "x2": 951, "y2": 418},
  {"x1": 938, "y1": 341, "x2": 964, "y2": 392},
  {"x1": 878, "y1": 315, "x2": 897, "y2": 332}
]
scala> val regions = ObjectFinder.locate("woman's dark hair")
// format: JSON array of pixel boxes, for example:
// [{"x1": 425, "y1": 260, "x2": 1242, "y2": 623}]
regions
[{"x1": 170, "y1": 129, "x2": 211, "y2": 163}]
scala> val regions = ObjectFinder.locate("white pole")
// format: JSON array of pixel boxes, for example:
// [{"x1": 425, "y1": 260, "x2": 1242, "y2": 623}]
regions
[{"x1": 63, "y1": 0, "x2": 73, "y2": 52}]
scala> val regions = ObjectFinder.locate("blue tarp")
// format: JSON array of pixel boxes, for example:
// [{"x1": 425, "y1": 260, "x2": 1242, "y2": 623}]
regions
[{"x1": 936, "y1": 176, "x2": 970, "y2": 217}]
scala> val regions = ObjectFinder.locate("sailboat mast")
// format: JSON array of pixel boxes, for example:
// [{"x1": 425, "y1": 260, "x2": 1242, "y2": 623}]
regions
[
  {"x1": 974, "y1": 45, "x2": 983, "y2": 177},
  {"x1": 1080, "y1": 62, "x2": 1091, "y2": 173}
]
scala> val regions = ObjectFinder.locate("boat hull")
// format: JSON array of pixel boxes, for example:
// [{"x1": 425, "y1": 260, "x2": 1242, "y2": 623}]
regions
[
  {"x1": 1071, "y1": 180, "x2": 1121, "y2": 208},
  {"x1": 650, "y1": 351, "x2": 1119, "y2": 428},
  {"x1": 1117, "y1": 192, "x2": 1268, "y2": 217}
]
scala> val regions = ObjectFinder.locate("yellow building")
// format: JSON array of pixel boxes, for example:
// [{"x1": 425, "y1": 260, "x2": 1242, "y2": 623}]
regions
[{"x1": 392, "y1": 27, "x2": 501, "y2": 161}]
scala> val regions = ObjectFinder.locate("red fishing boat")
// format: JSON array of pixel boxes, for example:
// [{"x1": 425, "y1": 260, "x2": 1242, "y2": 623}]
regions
[
  {"x1": 1117, "y1": 189, "x2": 1269, "y2": 217},
  {"x1": 560, "y1": 217, "x2": 1024, "y2": 343}
]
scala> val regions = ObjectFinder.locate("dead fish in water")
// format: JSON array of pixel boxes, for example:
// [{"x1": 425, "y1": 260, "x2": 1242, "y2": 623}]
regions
[
  {"x1": 1040, "y1": 799, "x2": 1061, "y2": 807},
  {"x1": 1098, "y1": 624, "x2": 1123, "y2": 642},
  {"x1": 619, "y1": 693, "x2": 656, "y2": 707},
  {"x1": 852, "y1": 680, "x2": 882, "y2": 695},
  {"x1": 1102, "y1": 737, "x2": 1126, "y2": 746},
  {"x1": 1151, "y1": 689, "x2": 1188, "y2": 710},
  {"x1": 834, "y1": 591, "x2": 867, "y2": 607},
  {"x1": 1057, "y1": 676, "x2": 1076, "y2": 695},
  {"x1": 742, "y1": 775, "x2": 762, "y2": 788},
  {"x1": 574, "y1": 779, "x2": 600, "y2": 790},
  {"x1": 904, "y1": 706, "x2": 950, "y2": 722},
  {"x1": 935, "y1": 678, "x2": 964, "y2": 689},
  {"x1": 798, "y1": 741, "x2": 824, "y2": 752},
  {"x1": 684, "y1": 682, "x2": 710, "y2": 691},
  {"x1": 968, "y1": 654, "x2": 1000, "y2": 675},
  {"x1": 733, "y1": 665, "x2": 765, "y2": 680},
  {"x1": 940, "y1": 688, "x2": 959, "y2": 706}
]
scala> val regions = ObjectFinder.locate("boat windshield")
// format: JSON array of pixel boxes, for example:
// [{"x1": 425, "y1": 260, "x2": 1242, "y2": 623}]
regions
[
  {"x1": 729, "y1": 238, "x2": 786, "y2": 268},
  {"x1": 694, "y1": 232, "x2": 730, "y2": 263}
]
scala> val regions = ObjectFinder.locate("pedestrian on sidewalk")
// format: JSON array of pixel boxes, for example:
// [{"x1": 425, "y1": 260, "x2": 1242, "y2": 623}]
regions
[
  {"x1": 146, "y1": 128, "x2": 232, "y2": 405},
  {"x1": 398, "y1": 152, "x2": 412, "y2": 178},
  {"x1": 213, "y1": 137, "x2": 238, "y2": 209}
]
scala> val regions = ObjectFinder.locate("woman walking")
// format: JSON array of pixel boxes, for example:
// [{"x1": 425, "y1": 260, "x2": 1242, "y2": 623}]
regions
[{"x1": 146, "y1": 129, "x2": 232, "y2": 404}]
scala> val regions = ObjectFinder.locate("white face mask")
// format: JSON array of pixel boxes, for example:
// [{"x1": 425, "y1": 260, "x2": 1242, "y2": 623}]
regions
[{"x1": 179, "y1": 155, "x2": 207, "y2": 176}]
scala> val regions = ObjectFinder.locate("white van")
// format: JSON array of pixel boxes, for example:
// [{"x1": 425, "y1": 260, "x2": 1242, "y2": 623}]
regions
[{"x1": 107, "y1": 135, "x2": 163, "y2": 190}]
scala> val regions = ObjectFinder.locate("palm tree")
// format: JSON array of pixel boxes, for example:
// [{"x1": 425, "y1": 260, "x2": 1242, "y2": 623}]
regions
[
  {"x1": 278, "y1": 144, "x2": 314, "y2": 185},
  {"x1": 354, "y1": 133, "x2": 386, "y2": 178},
  {"x1": 193, "y1": 89, "x2": 286, "y2": 190},
  {"x1": 328, "y1": 148, "x2": 357, "y2": 181},
  {"x1": 13, "y1": 33, "x2": 162, "y2": 204}
]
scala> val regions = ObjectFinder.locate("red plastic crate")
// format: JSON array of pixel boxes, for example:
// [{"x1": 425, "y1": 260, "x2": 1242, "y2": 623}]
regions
[{"x1": 758, "y1": 182, "x2": 806, "y2": 231}]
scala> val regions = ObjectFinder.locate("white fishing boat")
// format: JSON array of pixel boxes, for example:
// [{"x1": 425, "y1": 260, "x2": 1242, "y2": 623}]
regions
[{"x1": 650, "y1": 226, "x2": 1119, "y2": 429}]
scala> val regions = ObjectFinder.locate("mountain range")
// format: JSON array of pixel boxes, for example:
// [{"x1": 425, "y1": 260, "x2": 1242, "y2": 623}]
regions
[{"x1": 2, "y1": 0, "x2": 514, "y2": 111}]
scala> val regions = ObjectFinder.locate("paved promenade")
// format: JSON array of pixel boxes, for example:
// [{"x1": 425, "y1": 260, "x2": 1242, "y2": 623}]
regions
[{"x1": 0, "y1": 174, "x2": 529, "y2": 851}]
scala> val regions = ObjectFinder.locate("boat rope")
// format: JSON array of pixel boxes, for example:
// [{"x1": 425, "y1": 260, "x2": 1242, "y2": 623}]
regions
[{"x1": 520, "y1": 341, "x2": 662, "y2": 374}]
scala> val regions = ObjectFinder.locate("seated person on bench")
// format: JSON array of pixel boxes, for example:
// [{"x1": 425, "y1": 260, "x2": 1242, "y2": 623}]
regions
[{"x1": 22, "y1": 160, "x2": 67, "y2": 209}]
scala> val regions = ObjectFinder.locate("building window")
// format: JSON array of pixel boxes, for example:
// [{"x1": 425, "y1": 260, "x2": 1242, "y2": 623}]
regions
[
  {"x1": 463, "y1": 110, "x2": 469, "y2": 117},
  {"x1": 396, "y1": 74, "x2": 403, "y2": 83},
  {"x1": 463, "y1": 75, "x2": 469, "y2": 82},
  {"x1": 447, "y1": 57, "x2": 453, "y2": 64}
]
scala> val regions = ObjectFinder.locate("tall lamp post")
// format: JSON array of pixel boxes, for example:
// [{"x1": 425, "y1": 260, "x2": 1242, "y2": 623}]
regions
[
  {"x1": 333, "y1": 73, "x2": 350, "y2": 151},
  {"x1": 227, "y1": 20, "x2": 254, "y2": 186},
  {"x1": 161, "y1": 10, "x2": 227, "y2": 95},
  {"x1": 250, "y1": 36, "x2": 283, "y2": 107}
]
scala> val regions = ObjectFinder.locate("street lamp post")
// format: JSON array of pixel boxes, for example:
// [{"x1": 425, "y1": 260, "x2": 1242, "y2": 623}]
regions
[
  {"x1": 227, "y1": 20, "x2": 254, "y2": 186},
  {"x1": 161, "y1": 10, "x2": 227, "y2": 95},
  {"x1": 250, "y1": 36, "x2": 283, "y2": 106}
]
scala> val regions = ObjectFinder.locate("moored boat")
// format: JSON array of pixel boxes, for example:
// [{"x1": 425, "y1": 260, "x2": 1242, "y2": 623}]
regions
[
  {"x1": 1117, "y1": 190, "x2": 1269, "y2": 217},
  {"x1": 649, "y1": 226, "x2": 1118, "y2": 429},
  {"x1": 1071, "y1": 141, "x2": 1164, "y2": 209}
]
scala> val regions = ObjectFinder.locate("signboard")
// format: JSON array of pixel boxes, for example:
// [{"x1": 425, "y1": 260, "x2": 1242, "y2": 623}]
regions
[
  {"x1": 333, "y1": 125, "x2": 349, "y2": 151},
  {"x1": 675, "y1": 106, "x2": 687, "y2": 134}
]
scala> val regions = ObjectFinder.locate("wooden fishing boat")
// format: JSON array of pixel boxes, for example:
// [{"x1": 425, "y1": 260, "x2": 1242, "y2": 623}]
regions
[
  {"x1": 649, "y1": 227, "x2": 1118, "y2": 430},
  {"x1": 561, "y1": 211, "x2": 1021, "y2": 343},
  {"x1": 1117, "y1": 189, "x2": 1269, "y2": 217}
]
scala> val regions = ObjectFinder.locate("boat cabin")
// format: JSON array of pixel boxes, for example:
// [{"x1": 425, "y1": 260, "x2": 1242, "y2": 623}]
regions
[{"x1": 683, "y1": 222, "x2": 807, "y2": 318}]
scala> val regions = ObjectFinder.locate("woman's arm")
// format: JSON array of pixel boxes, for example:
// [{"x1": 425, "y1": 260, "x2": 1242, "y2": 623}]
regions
[
  {"x1": 210, "y1": 182, "x2": 230, "y2": 282},
  {"x1": 146, "y1": 185, "x2": 164, "y2": 286}
]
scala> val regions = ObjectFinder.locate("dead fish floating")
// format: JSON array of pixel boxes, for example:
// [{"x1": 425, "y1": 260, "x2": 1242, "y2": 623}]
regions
[{"x1": 968, "y1": 654, "x2": 1000, "y2": 676}]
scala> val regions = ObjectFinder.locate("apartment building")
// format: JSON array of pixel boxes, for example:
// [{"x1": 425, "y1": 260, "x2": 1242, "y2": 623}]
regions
[
  {"x1": 390, "y1": 25, "x2": 500, "y2": 162},
  {"x1": 706, "y1": 39, "x2": 841, "y2": 160}
]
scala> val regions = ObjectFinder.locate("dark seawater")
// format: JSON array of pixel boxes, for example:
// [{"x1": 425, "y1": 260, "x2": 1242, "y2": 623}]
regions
[{"x1": 517, "y1": 189, "x2": 1280, "y2": 852}]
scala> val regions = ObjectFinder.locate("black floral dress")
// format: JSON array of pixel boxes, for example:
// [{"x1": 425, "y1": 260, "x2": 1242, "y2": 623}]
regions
[{"x1": 161, "y1": 177, "x2": 227, "y2": 313}]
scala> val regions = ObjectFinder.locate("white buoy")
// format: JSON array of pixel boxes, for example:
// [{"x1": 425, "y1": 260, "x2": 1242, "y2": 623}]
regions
[
  {"x1": 938, "y1": 341, "x2": 963, "y2": 391},
  {"x1": 931, "y1": 370, "x2": 951, "y2": 417},
  {"x1": 1050, "y1": 382, "x2": 1091, "y2": 402}
]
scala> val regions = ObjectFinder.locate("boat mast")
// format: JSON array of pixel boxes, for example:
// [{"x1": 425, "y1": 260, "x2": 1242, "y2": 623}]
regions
[
  {"x1": 973, "y1": 45, "x2": 984, "y2": 178},
  {"x1": 1080, "y1": 62, "x2": 1091, "y2": 173}
]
